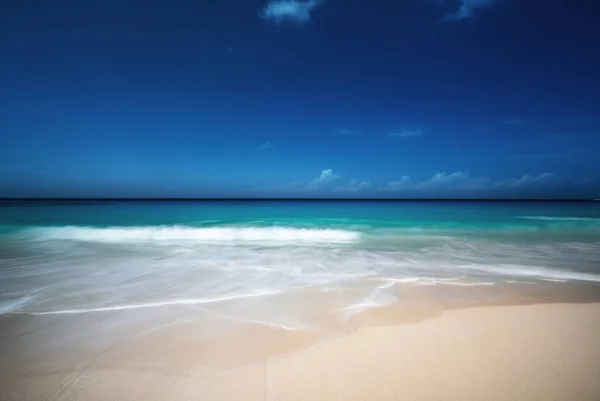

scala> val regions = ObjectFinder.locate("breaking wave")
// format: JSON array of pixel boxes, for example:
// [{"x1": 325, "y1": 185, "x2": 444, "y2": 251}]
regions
[{"x1": 23, "y1": 225, "x2": 360, "y2": 244}]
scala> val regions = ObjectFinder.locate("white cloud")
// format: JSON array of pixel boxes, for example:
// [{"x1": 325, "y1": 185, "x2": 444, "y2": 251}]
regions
[
  {"x1": 415, "y1": 172, "x2": 491, "y2": 190},
  {"x1": 336, "y1": 128, "x2": 360, "y2": 135},
  {"x1": 383, "y1": 176, "x2": 412, "y2": 191},
  {"x1": 504, "y1": 173, "x2": 559, "y2": 188},
  {"x1": 383, "y1": 171, "x2": 559, "y2": 192},
  {"x1": 260, "y1": 141, "x2": 273, "y2": 150},
  {"x1": 317, "y1": 169, "x2": 339, "y2": 182},
  {"x1": 307, "y1": 169, "x2": 340, "y2": 190},
  {"x1": 288, "y1": 170, "x2": 372, "y2": 193},
  {"x1": 443, "y1": 0, "x2": 496, "y2": 21},
  {"x1": 335, "y1": 179, "x2": 373, "y2": 192},
  {"x1": 387, "y1": 126, "x2": 427, "y2": 138},
  {"x1": 260, "y1": 0, "x2": 321, "y2": 24},
  {"x1": 286, "y1": 170, "x2": 567, "y2": 195},
  {"x1": 416, "y1": 172, "x2": 472, "y2": 187}
]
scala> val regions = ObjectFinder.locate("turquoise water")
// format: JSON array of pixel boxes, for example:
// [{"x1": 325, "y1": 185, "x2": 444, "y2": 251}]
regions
[
  {"x1": 1, "y1": 200, "x2": 600, "y2": 326},
  {"x1": 3, "y1": 200, "x2": 600, "y2": 232}
]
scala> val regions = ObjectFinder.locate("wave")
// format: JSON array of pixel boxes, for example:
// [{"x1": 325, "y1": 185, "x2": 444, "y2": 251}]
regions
[
  {"x1": 0, "y1": 296, "x2": 34, "y2": 315},
  {"x1": 377, "y1": 277, "x2": 496, "y2": 286},
  {"x1": 23, "y1": 225, "x2": 360, "y2": 244},
  {"x1": 18, "y1": 290, "x2": 282, "y2": 315},
  {"x1": 201, "y1": 309, "x2": 304, "y2": 331},
  {"x1": 342, "y1": 281, "x2": 398, "y2": 317},
  {"x1": 516, "y1": 216, "x2": 600, "y2": 222},
  {"x1": 457, "y1": 263, "x2": 600, "y2": 283}
]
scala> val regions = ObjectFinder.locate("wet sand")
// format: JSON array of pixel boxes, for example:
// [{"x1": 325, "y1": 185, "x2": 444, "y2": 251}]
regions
[{"x1": 2, "y1": 284, "x2": 600, "y2": 400}]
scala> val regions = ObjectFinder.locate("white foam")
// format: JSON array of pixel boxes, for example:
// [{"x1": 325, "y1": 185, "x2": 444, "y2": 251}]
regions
[
  {"x1": 0, "y1": 296, "x2": 34, "y2": 315},
  {"x1": 21, "y1": 290, "x2": 281, "y2": 315},
  {"x1": 516, "y1": 216, "x2": 600, "y2": 222},
  {"x1": 201, "y1": 309, "x2": 304, "y2": 331},
  {"x1": 342, "y1": 281, "x2": 398, "y2": 318},
  {"x1": 457, "y1": 263, "x2": 600, "y2": 283},
  {"x1": 371, "y1": 276, "x2": 497, "y2": 287},
  {"x1": 135, "y1": 320, "x2": 194, "y2": 337},
  {"x1": 25, "y1": 225, "x2": 360, "y2": 244}
]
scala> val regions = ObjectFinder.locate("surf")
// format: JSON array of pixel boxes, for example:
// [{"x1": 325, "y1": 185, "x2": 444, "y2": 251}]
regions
[
  {"x1": 23, "y1": 225, "x2": 360, "y2": 244},
  {"x1": 516, "y1": 216, "x2": 600, "y2": 222}
]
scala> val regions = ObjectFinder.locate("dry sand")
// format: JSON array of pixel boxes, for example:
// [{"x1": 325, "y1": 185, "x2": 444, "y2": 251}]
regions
[{"x1": 2, "y1": 302, "x2": 600, "y2": 401}]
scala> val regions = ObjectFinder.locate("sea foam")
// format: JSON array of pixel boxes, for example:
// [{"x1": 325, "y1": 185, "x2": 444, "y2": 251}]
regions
[
  {"x1": 24, "y1": 225, "x2": 360, "y2": 244},
  {"x1": 516, "y1": 216, "x2": 600, "y2": 222},
  {"x1": 20, "y1": 290, "x2": 282, "y2": 315}
]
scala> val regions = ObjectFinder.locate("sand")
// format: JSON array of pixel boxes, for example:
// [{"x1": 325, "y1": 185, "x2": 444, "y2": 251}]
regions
[{"x1": 2, "y1": 302, "x2": 600, "y2": 401}]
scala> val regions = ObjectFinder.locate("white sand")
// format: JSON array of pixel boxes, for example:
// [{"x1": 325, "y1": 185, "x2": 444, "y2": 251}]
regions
[{"x1": 2, "y1": 302, "x2": 600, "y2": 400}]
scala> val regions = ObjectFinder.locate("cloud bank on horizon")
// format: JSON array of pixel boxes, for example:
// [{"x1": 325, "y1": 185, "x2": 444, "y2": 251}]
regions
[
  {"x1": 285, "y1": 169, "x2": 576, "y2": 195},
  {"x1": 384, "y1": 171, "x2": 566, "y2": 193}
]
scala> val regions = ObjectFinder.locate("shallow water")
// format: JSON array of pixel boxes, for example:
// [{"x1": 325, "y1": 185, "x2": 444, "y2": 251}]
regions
[{"x1": 1, "y1": 200, "x2": 600, "y2": 332}]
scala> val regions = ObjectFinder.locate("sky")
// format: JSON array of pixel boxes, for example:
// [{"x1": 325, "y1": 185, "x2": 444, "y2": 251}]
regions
[{"x1": 1, "y1": 0, "x2": 600, "y2": 198}]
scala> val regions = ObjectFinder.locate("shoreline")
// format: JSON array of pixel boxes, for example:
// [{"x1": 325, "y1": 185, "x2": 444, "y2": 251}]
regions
[
  {"x1": 2, "y1": 281, "x2": 600, "y2": 375},
  {"x1": 2, "y1": 301, "x2": 600, "y2": 400}
]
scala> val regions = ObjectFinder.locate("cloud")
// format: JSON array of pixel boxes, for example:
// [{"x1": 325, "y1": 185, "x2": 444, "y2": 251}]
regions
[
  {"x1": 287, "y1": 170, "x2": 372, "y2": 193},
  {"x1": 260, "y1": 141, "x2": 273, "y2": 150},
  {"x1": 260, "y1": 0, "x2": 321, "y2": 24},
  {"x1": 414, "y1": 172, "x2": 491, "y2": 190},
  {"x1": 387, "y1": 126, "x2": 427, "y2": 138},
  {"x1": 499, "y1": 173, "x2": 560, "y2": 188},
  {"x1": 307, "y1": 169, "x2": 340, "y2": 190},
  {"x1": 335, "y1": 179, "x2": 373, "y2": 192},
  {"x1": 285, "y1": 169, "x2": 570, "y2": 196},
  {"x1": 383, "y1": 176, "x2": 412, "y2": 191},
  {"x1": 416, "y1": 172, "x2": 479, "y2": 188},
  {"x1": 442, "y1": 0, "x2": 496, "y2": 21},
  {"x1": 336, "y1": 128, "x2": 360, "y2": 135},
  {"x1": 383, "y1": 171, "x2": 561, "y2": 192}
]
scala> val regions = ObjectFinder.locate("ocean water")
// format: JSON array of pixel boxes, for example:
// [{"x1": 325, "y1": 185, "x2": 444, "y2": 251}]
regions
[{"x1": 1, "y1": 200, "x2": 600, "y2": 334}]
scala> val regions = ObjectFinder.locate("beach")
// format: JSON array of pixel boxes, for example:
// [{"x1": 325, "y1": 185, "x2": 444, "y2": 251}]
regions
[
  {"x1": 2, "y1": 200, "x2": 600, "y2": 399},
  {"x1": 3, "y1": 0, "x2": 599, "y2": 396},
  {"x1": 2, "y1": 300, "x2": 600, "y2": 401}
]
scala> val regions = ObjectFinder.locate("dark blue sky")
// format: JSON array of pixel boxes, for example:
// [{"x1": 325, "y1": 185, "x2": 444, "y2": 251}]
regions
[{"x1": 1, "y1": 0, "x2": 599, "y2": 198}]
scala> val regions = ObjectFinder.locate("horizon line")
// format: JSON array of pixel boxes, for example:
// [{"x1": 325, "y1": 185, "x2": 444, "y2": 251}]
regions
[{"x1": 1, "y1": 198, "x2": 598, "y2": 202}]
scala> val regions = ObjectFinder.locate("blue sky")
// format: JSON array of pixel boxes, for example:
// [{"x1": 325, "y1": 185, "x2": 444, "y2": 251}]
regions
[{"x1": 1, "y1": 0, "x2": 599, "y2": 198}]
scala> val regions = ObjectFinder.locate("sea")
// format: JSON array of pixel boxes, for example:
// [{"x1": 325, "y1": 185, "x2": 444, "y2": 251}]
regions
[{"x1": 1, "y1": 200, "x2": 600, "y2": 368}]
